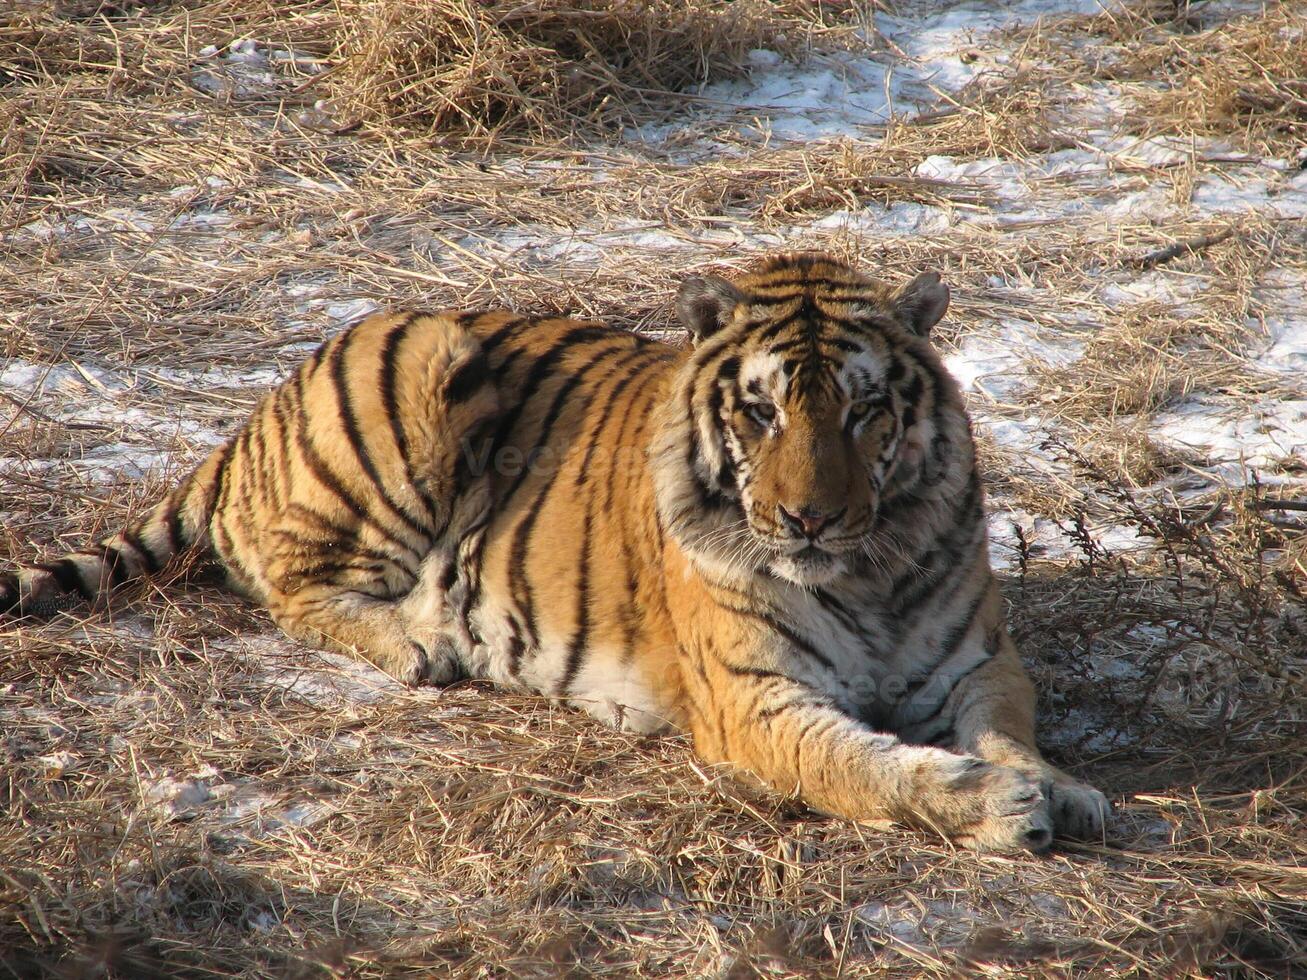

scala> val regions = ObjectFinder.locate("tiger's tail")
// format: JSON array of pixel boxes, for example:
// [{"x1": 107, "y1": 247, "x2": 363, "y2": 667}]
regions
[{"x1": 0, "y1": 440, "x2": 231, "y2": 617}]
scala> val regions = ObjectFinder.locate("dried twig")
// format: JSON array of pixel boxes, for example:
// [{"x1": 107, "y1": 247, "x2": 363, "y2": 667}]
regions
[{"x1": 1130, "y1": 228, "x2": 1236, "y2": 269}]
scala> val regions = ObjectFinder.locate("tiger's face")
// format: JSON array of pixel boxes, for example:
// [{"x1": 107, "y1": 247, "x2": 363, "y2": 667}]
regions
[{"x1": 658, "y1": 252, "x2": 959, "y2": 588}]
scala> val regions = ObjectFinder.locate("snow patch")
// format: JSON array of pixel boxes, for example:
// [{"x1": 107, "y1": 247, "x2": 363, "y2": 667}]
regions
[
  {"x1": 1151, "y1": 397, "x2": 1307, "y2": 476},
  {"x1": 944, "y1": 318, "x2": 1083, "y2": 402},
  {"x1": 145, "y1": 766, "x2": 222, "y2": 820},
  {"x1": 634, "y1": 0, "x2": 1114, "y2": 144},
  {"x1": 1192, "y1": 169, "x2": 1307, "y2": 218},
  {"x1": 192, "y1": 39, "x2": 319, "y2": 98}
]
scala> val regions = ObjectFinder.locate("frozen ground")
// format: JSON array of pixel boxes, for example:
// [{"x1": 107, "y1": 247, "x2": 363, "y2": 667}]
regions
[{"x1": 3, "y1": 0, "x2": 1305, "y2": 974}]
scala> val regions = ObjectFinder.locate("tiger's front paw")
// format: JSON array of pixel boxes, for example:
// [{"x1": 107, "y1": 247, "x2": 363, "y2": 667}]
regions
[
  {"x1": 1045, "y1": 775, "x2": 1110, "y2": 841},
  {"x1": 404, "y1": 634, "x2": 463, "y2": 686},
  {"x1": 933, "y1": 756, "x2": 1053, "y2": 853}
]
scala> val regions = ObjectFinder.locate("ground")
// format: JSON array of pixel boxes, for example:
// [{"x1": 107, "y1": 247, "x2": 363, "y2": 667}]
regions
[{"x1": 1, "y1": 0, "x2": 1306, "y2": 976}]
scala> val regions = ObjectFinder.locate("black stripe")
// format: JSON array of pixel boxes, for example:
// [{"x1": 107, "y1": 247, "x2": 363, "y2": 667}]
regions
[
  {"x1": 906, "y1": 646, "x2": 997, "y2": 731},
  {"x1": 436, "y1": 553, "x2": 459, "y2": 592},
  {"x1": 204, "y1": 439, "x2": 237, "y2": 545},
  {"x1": 794, "y1": 715, "x2": 837, "y2": 755},
  {"x1": 0, "y1": 576, "x2": 18, "y2": 615},
  {"x1": 507, "y1": 499, "x2": 546, "y2": 655},
  {"x1": 477, "y1": 316, "x2": 534, "y2": 358},
  {"x1": 902, "y1": 587, "x2": 988, "y2": 698},
  {"x1": 758, "y1": 306, "x2": 807, "y2": 342},
  {"x1": 245, "y1": 416, "x2": 274, "y2": 514},
  {"x1": 682, "y1": 346, "x2": 741, "y2": 510},
  {"x1": 329, "y1": 329, "x2": 432, "y2": 542},
  {"x1": 558, "y1": 505, "x2": 594, "y2": 695},
  {"x1": 910, "y1": 354, "x2": 949, "y2": 412},
  {"x1": 123, "y1": 528, "x2": 160, "y2": 574},
  {"x1": 500, "y1": 350, "x2": 602, "y2": 650},
  {"x1": 379, "y1": 313, "x2": 418, "y2": 482},
  {"x1": 259, "y1": 396, "x2": 292, "y2": 513},
  {"x1": 707, "y1": 374, "x2": 735, "y2": 492},
  {"x1": 756, "y1": 695, "x2": 824, "y2": 723},
  {"x1": 622, "y1": 375, "x2": 666, "y2": 518},
  {"x1": 919, "y1": 718, "x2": 955, "y2": 747},
  {"x1": 898, "y1": 367, "x2": 925, "y2": 407},
  {"x1": 719, "y1": 661, "x2": 791, "y2": 681},
  {"x1": 277, "y1": 502, "x2": 360, "y2": 543},
  {"x1": 211, "y1": 520, "x2": 236, "y2": 566},
  {"x1": 763, "y1": 337, "x2": 809, "y2": 355},
  {"x1": 293, "y1": 559, "x2": 394, "y2": 582},
  {"x1": 293, "y1": 423, "x2": 419, "y2": 559},
  {"x1": 41, "y1": 559, "x2": 94, "y2": 601},
  {"x1": 491, "y1": 325, "x2": 619, "y2": 453},
  {"x1": 826, "y1": 336, "x2": 864, "y2": 353},
  {"x1": 751, "y1": 275, "x2": 864, "y2": 292},
  {"x1": 804, "y1": 309, "x2": 881, "y2": 332},
  {"x1": 211, "y1": 432, "x2": 242, "y2": 540},
  {"x1": 103, "y1": 547, "x2": 130, "y2": 587},
  {"x1": 618, "y1": 544, "x2": 640, "y2": 665},
  {"x1": 886, "y1": 353, "x2": 906, "y2": 383},
  {"x1": 889, "y1": 474, "x2": 980, "y2": 612},
  {"x1": 812, "y1": 587, "x2": 862, "y2": 635},
  {"x1": 444, "y1": 352, "x2": 490, "y2": 405},
  {"x1": 574, "y1": 349, "x2": 658, "y2": 489},
  {"x1": 164, "y1": 500, "x2": 184, "y2": 554},
  {"x1": 497, "y1": 337, "x2": 629, "y2": 509},
  {"x1": 714, "y1": 598, "x2": 835, "y2": 672},
  {"x1": 270, "y1": 522, "x2": 401, "y2": 571}
]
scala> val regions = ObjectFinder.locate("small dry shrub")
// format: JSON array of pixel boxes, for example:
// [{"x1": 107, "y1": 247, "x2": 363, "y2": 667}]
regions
[
  {"x1": 1033, "y1": 302, "x2": 1231, "y2": 422},
  {"x1": 330, "y1": 0, "x2": 836, "y2": 139},
  {"x1": 1044, "y1": 3, "x2": 1307, "y2": 156},
  {"x1": 0, "y1": 4, "x2": 130, "y2": 85},
  {"x1": 1076, "y1": 423, "x2": 1194, "y2": 488},
  {"x1": 1132, "y1": 6, "x2": 1307, "y2": 153}
]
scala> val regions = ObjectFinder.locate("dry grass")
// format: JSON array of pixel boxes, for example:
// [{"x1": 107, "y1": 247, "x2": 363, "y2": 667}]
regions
[
  {"x1": 331, "y1": 0, "x2": 856, "y2": 140},
  {"x1": 3, "y1": 0, "x2": 1307, "y2": 976},
  {"x1": 1123, "y1": 5, "x2": 1307, "y2": 157},
  {"x1": 1016, "y1": 1, "x2": 1307, "y2": 158}
]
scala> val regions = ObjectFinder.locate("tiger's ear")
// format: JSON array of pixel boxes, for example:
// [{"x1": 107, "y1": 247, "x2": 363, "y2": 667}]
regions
[
  {"x1": 891, "y1": 272, "x2": 950, "y2": 337},
  {"x1": 677, "y1": 274, "x2": 744, "y2": 344}
]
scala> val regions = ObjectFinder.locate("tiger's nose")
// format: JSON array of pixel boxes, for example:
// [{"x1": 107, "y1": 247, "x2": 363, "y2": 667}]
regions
[{"x1": 778, "y1": 504, "x2": 845, "y2": 539}]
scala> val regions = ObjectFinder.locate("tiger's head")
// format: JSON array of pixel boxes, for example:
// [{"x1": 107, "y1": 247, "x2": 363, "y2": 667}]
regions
[{"x1": 652, "y1": 252, "x2": 974, "y2": 588}]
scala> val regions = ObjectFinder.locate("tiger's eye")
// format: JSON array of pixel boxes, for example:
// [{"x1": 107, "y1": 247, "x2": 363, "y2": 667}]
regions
[{"x1": 747, "y1": 403, "x2": 776, "y2": 427}]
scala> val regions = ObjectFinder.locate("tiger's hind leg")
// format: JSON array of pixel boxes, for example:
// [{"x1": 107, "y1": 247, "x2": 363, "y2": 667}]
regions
[
  {"x1": 260, "y1": 487, "x2": 493, "y2": 687},
  {"x1": 270, "y1": 588, "x2": 459, "y2": 686},
  {"x1": 237, "y1": 309, "x2": 500, "y2": 688}
]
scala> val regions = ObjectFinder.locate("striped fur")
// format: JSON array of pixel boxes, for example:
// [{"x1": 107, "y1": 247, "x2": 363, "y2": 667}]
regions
[{"x1": 1, "y1": 253, "x2": 1107, "y2": 851}]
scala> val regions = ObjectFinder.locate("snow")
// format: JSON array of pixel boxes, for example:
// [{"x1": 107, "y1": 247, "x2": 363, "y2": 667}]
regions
[
  {"x1": 1152, "y1": 398, "x2": 1307, "y2": 476},
  {"x1": 191, "y1": 39, "x2": 319, "y2": 98},
  {"x1": 944, "y1": 318, "x2": 1083, "y2": 402},
  {"x1": 635, "y1": 0, "x2": 1115, "y2": 143},
  {"x1": 1256, "y1": 316, "x2": 1307, "y2": 376},
  {"x1": 1098, "y1": 270, "x2": 1205, "y2": 309},
  {"x1": 145, "y1": 767, "x2": 220, "y2": 820},
  {"x1": 809, "y1": 200, "x2": 954, "y2": 235},
  {"x1": 1193, "y1": 169, "x2": 1307, "y2": 218}
]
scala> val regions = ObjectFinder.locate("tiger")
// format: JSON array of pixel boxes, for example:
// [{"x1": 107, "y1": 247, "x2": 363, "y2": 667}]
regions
[{"x1": 1, "y1": 251, "x2": 1108, "y2": 852}]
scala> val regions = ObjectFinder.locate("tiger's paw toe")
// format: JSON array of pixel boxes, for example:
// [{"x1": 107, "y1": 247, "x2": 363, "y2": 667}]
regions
[{"x1": 1048, "y1": 779, "x2": 1110, "y2": 841}]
